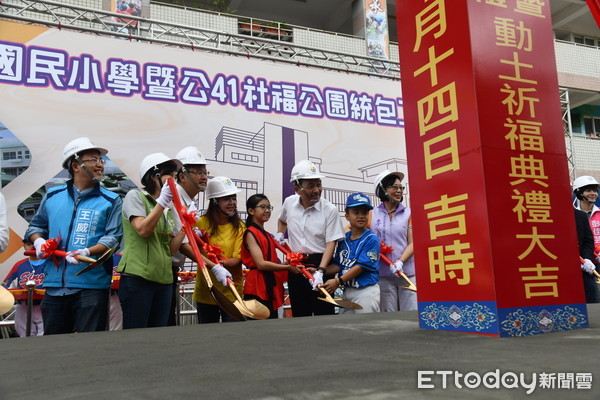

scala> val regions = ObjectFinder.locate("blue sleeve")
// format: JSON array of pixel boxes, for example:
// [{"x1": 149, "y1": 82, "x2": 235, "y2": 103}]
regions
[
  {"x1": 332, "y1": 239, "x2": 345, "y2": 267},
  {"x1": 2, "y1": 260, "x2": 24, "y2": 288},
  {"x1": 97, "y1": 196, "x2": 123, "y2": 250},
  {"x1": 24, "y1": 194, "x2": 50, "y2": 241},
  {"x1": 356, "y1": 233, "x2": 380, "y2": 272}
]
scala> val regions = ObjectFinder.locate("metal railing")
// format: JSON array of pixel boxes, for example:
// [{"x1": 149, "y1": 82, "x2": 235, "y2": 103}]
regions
[{"x1": 0, "y1": 0, "x2": 400, "y2": 79}]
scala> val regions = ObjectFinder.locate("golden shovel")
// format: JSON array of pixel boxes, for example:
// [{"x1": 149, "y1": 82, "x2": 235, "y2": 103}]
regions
[
  {"x1": 317, "y1": 286, "x2": 363, "y2": 310},
  {"x1": 299, "y1": 267, "x2": 362, "y2": 310},
  {"x1": 380, "y1": 251, "x2": 417, "y2": 292},
  {"x1": 75, "y1": 247, "x2": 118, "y2": 275},
  {"x1": 226, "y1": 277, "x2": 270, "y2": 319},
  {"x1": 197, "y1": 263, "x2": 245, "y2": 321}
]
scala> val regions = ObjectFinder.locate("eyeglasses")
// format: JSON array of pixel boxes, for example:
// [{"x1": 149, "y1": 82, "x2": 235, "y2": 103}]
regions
[
  {"x1": 81, "y1": 158, "x2": 106, "y2": 165},
  {"x1": 387, "y1": 185, "x2": 405, "y2": 191},
  {"x1": 187, "y1": 170, "x2": 210, "y2": 176},
  {"x1": 255, "y1": 205, "x2": 274, "y2": 211}
]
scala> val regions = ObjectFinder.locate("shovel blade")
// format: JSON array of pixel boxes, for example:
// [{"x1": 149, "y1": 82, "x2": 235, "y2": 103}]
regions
[
  {"x1": 317, "y1": 287, "x2": 362, "y2": 310},
  {"x1": 317, "y1": 296, "x2": 363, "y2": 310},
  {"x1": 242, "y1": 299, "x2": 270, "y2": 320},
  {"x1": 333, "y1": 298, "x2": 363, "y2": 310},
  {"x1": 210, "y1": 286, "x2": 246, "y2": 321},
  {"x1": 233, "y1": 300, "x2": 256, "y2": 319}
]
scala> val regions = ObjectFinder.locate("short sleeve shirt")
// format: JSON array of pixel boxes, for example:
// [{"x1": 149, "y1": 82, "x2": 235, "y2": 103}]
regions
[{"x1": 279, "y1": 195, "x2": 344, "y2": 254}]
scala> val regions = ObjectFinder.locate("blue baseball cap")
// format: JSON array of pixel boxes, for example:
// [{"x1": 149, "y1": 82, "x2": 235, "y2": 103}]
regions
[{"x1": 346, "y1": 192, "x2": 373, "y2": 210}]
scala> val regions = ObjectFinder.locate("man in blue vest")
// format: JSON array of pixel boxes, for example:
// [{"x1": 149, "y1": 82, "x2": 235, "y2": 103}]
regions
[{"x1": 25, "y1": 137, "x2": 123, "y2": 335}]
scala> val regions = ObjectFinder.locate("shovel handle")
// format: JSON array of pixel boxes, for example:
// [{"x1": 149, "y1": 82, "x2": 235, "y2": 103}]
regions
[
  {"x1": 299, "y1": 266, "x2": 315, "y2": 283},
  {"x1": 380, "y1": 249, "x2": 417, "y2": 291},
  {"x1": 380, "y1": 251, "x2": 403, "y2": 278},
  {"x1": 24, "y1": 249, "x2": 97, "y2": 264},
  {"x1": 271, "y1": 239, "x2": 290, "y2": 255}
]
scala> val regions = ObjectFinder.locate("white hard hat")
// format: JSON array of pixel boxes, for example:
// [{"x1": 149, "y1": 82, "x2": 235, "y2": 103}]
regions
[
  {"x1": 573, "y1": 175, "x2": 599, "y2": 191},
  {"x1": 206, "y1": 176, "x2": 241, "y2": 200},
  {"x1": 139, "y1": 153, "x2": 182, "y2": 182},
  {"x1": 62, "y1": 137, "x2": 108, "y2": 169},
  {"x1": 290, "y1": 160, "x2": 324, "y2": 183},
  {"x1": 374, "y1": 169, "x2": 405, "y2": 193},
  {"x1": 176, "y1": 146, "x2": 209, "y2": 166}
]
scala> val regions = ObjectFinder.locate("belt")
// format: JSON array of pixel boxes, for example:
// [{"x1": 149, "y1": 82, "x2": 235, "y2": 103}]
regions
[{"x1": 301, "y1": 252, "x2": 323, "y2": 258}]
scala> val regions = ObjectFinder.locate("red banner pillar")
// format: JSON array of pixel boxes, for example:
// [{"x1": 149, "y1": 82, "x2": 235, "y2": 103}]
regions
[{"x1": 396, "y1": 0, "x2": 588, "y2": 337}]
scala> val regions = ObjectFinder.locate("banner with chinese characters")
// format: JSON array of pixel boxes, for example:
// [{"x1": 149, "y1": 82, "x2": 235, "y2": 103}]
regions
[
  {"x1": 396, "y1": 0, "x2": 588, "y2": 337},
  {"x1": 364, "y1": 0, "x2": 390, "y2": 59},
  {"x1": 0, "y1": 20, "x2": 407, "y2": 274}
]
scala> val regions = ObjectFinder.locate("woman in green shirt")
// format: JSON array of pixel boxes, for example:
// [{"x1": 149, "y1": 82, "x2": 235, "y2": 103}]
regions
[{"x1": 118, "y1": 153, "x2": 185, "y2": 329}]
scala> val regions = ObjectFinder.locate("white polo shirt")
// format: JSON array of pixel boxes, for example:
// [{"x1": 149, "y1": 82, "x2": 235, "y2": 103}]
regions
[{"x1": 279, "y1": 194, "x2": 344, "y2": 254}]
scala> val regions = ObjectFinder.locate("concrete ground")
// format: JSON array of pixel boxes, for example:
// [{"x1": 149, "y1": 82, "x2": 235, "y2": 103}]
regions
[{"x1": 1, "y1": 305, "x2": 599, "y2": 400}]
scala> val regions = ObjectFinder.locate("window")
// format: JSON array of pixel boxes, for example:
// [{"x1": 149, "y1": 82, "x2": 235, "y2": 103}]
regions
[
  {"x1": 3, "y1": 151, "x2": 17, "y2": 160},
  {"x1": 231, "y1": 152, "x2": 259, "y2": 163},
  {"x1": 573, "y1": 35, "x2": 598, "y2": 47},
  {"x1": 584, "y1": 116, "x2": 600, "y2": 137}
]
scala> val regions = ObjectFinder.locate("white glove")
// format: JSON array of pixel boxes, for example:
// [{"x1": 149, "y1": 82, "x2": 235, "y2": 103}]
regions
[
  {"x1": 33, "y1": 238, "x2": 47, "y2": 259},
  {"x1": 156, "y1": 183, "x2": 173, "y2": 209},
  {"x1": 311, "y1": 270, "x2": 323, "y2": 291},
  {"x1": 389, "y1": 260, "x2": 404, "y2": 275},
  {"x1": 211, "y1": 264, "x2": 232, "y2": 286},
  {"x1": 274, "y1": 232, "x2": 286, "y2": 245},
  {"x1": 581, "y1": 259, "x2": 596, "y2": 275},
  {"x1": 66, "y1": 248, "x2": 90, "y2": 265}
]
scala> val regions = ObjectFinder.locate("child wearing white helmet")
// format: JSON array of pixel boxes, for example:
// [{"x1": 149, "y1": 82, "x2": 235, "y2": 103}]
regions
[
  {"x1": 192, "y1": 176, "x2": 245, "y2": 323},
  {"x1": 370, "y1": 169, "x2": 416, "y2": 311},
  {"x1": 117, "y1": 152, "x2": 186, "y2": 329}
]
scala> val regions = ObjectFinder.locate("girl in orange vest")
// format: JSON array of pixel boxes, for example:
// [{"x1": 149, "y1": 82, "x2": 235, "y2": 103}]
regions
[{"x1": 241, "y1": 194, "x2": 301, "y2": 318}]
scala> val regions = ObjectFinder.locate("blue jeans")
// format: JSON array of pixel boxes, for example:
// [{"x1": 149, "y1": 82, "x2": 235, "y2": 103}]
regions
[
  {"x1": 41, "y1": 289, "x2": 109, "y2": 335},
  {"x1": 119, "y1": 275, "x2": 172, "y2": 329}
]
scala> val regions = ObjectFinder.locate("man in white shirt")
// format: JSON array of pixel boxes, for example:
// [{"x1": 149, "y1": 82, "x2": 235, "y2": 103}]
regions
[
  {"x1": 277, "y1": 160, "x2": 344, "y2": 317},
  {"x1": 169, "y1": 146, "x2": 230, "y2": 325}
]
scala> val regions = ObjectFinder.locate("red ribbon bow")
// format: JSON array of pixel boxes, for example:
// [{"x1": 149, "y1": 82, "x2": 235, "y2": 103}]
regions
[
  {"x1": 193, "y1": 230, "x2": 229, "y2": 265},
  {"x1": 41, "y1": 238, "x2": 60, "y2": 257},
  {"x1": 286, "y1": 252, "x2": 305, "y2": 267},
  {"x1": 179, "y1": 206, "x2": 198, "y2": 228},
  {"x1": 380, "y1": 242, "x2": 393, "y2": 255}
]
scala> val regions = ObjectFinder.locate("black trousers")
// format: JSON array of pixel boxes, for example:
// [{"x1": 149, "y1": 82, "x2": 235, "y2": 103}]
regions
[
  {"x1": 167, "y1": 266, "x2": 179, "y2": 326},
  {"x1": 287, "y1": 253, "x2": 335, "y2": 317}
]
